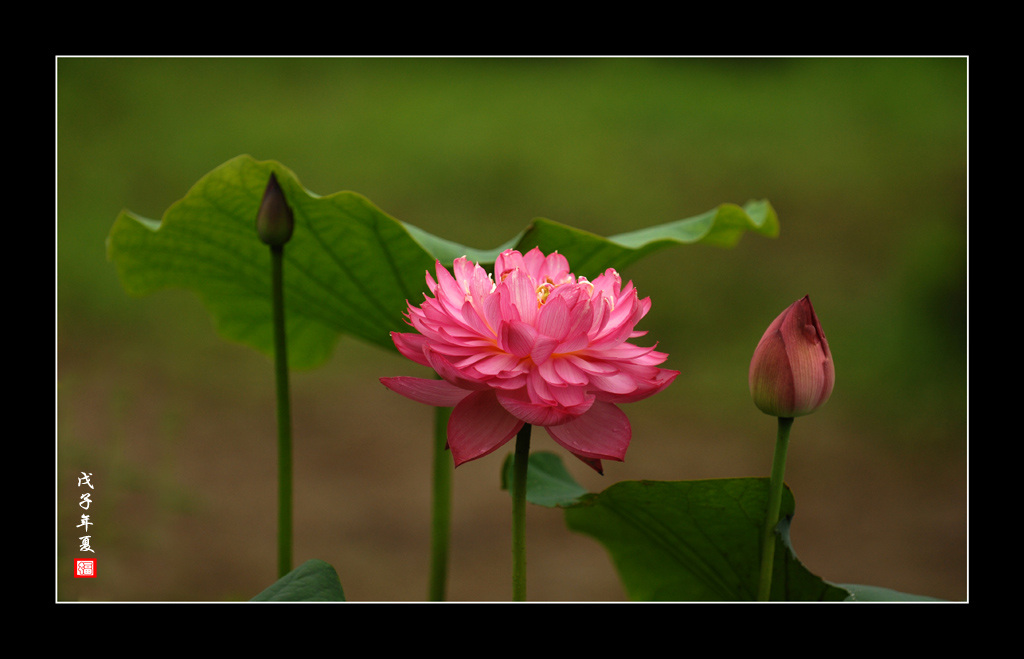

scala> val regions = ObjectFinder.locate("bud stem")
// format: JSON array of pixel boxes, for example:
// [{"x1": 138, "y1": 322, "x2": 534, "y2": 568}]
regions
[
  {"x1": 511, "y1": 423, "x2": 533, "y2": 601},
  {"x1": 427, "y1": 400, "x2": 453, "y2": 601},
  {"x1": 271, "y1": 244, "x2": 294, "y2": 579},
  {"x1": 758, "y1": 416, "x2": 793, "y2": 601}
]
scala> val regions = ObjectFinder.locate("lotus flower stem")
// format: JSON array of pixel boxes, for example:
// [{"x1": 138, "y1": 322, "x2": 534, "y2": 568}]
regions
[
  {"x1": 257, "y1": 173, "x2": 295, "y2": 579},
  {"x1": 270, "y1": 244, "x2": 294, "y2": 579},
  {"x1": 757, "y1": 416, "x2": 793, "y2": 601},
  {"x1": 511, "y1": 423, "x2": 533, "y2": 601},
  {"x1": 428, "y1": 403, "x2": 453, "y2": 601}
]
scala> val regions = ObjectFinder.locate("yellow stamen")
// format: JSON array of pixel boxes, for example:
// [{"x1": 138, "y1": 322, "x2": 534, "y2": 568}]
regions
[{"x1": 536, "y1": 282, "x2": 553, "y2": 306}]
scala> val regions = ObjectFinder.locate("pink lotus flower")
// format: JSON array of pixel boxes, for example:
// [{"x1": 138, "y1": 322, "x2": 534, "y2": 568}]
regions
[
  {"x1": 749, "y1": 295, "x2": 834, "y2": 418},
  {"x1": 381, "y1": 247, "x2": 679, "y2": 472}
]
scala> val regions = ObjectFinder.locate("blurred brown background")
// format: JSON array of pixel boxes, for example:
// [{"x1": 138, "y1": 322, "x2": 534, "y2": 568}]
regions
[{"x1": 57, "y1": 57, "x2": 966, "y2": 601}]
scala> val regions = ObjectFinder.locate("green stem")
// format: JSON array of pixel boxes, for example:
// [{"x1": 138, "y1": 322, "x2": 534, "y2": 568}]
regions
[
  {"x1": 511, "y1": 423, "x2": 532, "y2": 601},
  {"x1": 271, "y1": 245, "x2": 293, "y2": 579},
  {"x1": 428, "y1": 403, "x2": 453, "y2": 601},
  {"x1": 758, "y1": 416, "x2": 793, "y2": 601}
]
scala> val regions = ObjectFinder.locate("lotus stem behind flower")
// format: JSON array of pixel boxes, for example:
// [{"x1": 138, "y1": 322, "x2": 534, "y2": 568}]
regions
[{"x1": 381, "y1": 247, "x2": 678, "y2": 472}]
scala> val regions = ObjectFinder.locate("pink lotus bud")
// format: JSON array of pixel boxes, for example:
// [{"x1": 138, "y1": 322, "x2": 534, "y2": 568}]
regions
[{"x1": 749, "y1": 296, "x2": 834, "y2": 418}]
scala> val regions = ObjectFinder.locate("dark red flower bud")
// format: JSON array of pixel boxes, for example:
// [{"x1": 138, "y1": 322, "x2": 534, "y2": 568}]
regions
[{"x1": 256, "y1": 173, "x2": 294, "y2": 246}]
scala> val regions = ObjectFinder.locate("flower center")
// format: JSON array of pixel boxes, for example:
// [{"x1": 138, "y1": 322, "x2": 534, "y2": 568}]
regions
[
  {"x1": 536, "y1": 282, "x2": 554, "y2": 306},
  {"x1": 535, "y1": 275, "x2": 596, "y2": 308}
]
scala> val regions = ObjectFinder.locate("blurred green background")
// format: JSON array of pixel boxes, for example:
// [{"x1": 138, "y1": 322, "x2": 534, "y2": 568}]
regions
[{"x1": 57, "y1": 57, "x2": 966, "y2": 601}]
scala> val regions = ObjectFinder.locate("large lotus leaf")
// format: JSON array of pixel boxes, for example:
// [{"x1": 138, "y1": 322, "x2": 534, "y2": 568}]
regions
[
  {"x1": 564, "y1": 477, "x2": 845, "y2": 601},
  {"x1": 109, "y1": 155, "x2": 777, "y2": 368},
  {"x1": 108, "y1": 155, "x2": 434, "y2": 367},
  {"x1": 513, "y1": 455, "x2": 931, "y2": 601},
  {"x1": 511, "y1": 199, "x2": 777, "y2": 279},
  {"x1": 251, "y1": 559, "x2": 346, "y2": 602},
  {"x1": 836, "y1": 583, "x2": 942, "y2": 602},
  {"x1": 403, "y1": 200, "x2": 778, "y2": 279}
]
